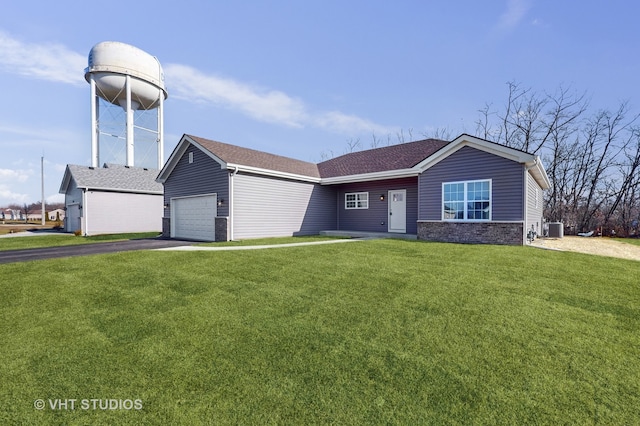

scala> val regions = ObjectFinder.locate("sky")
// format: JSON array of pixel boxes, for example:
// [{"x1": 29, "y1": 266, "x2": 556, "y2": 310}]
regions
[{"x1": 0, "y1": 0, "x2": 638, "y2": 207}]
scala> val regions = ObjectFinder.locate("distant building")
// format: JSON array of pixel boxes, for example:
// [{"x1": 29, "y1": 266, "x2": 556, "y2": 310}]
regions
[
  {"x1": 48, "y1": 208, "x2": 66, "y2": 221},
  {"x1": 2, "y1": 209, "x2": 23, "y2": 221}
]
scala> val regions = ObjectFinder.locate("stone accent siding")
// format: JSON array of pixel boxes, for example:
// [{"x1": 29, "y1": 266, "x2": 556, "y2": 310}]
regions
[
  {"x1": 162, "y1": 217, "x2": 171, "y2": 238},
  {"x1": 417, "y1": 221, "x2": 524, "y2": 245},
  {"x1": 215, "y1": 217, "x2": 229, "y2": 242}
]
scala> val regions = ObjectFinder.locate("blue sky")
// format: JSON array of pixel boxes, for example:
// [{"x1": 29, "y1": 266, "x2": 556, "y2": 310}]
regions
[{"x1": 0, "y1": 0, "x2": 638, "y2": 206}]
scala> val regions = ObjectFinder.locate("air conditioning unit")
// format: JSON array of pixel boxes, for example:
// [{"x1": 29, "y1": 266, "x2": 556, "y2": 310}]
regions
[{"x1": 548, "y1": 222, "x2": 563, "y2": 238}]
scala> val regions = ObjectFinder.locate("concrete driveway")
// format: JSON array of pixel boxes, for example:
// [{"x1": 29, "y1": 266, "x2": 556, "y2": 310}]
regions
[{"x1": 0, "y1": 238, "x2": 194, "y2": 265}]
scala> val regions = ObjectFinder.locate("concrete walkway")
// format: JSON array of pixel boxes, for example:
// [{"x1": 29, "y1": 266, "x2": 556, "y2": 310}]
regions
[{"x1": 155, "y1": 238, "x2": 368, "y2": 251}]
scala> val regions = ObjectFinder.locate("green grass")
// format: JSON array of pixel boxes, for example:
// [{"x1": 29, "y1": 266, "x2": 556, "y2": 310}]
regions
[
  {"x1": 0, "y1": 232, "x2": 161, "y2": 251},
  {"x1": 1, "y1": 239, "x2": 639, "y2": 424},
  {"x1": 196, "y1": 235, "x2": 350, "y2": 247},
  {"x1": 619, "y1": 237, "x2": 640, "y2": 247}
]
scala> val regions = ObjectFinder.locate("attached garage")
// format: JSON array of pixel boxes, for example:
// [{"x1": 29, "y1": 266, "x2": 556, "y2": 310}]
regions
[{"x1": 170, "y1": 194, "x2": 217, "y2": 241}]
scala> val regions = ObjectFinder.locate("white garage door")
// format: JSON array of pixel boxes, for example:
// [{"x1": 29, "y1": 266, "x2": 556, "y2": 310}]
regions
[{"x1": 171, "y1": 194, "x2": 217, "y2": 241}]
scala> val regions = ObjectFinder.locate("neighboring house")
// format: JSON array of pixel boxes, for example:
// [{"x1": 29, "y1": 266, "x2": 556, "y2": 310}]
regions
[
  {"x1": 27, "y1": 213, "x2": 43, "y2": 221},
  {"x1": 48, "y1": 208, "x2": 66, "y2": 222},
  {"x1": 59, "y1": 163, "x2": 163, "y2": 236},
  {"x1": 157, "y1": 134, "x2": 550, "y2": 245},
  {"x1": 2, "y1": 209, "x2": 23, "y2": 221}
]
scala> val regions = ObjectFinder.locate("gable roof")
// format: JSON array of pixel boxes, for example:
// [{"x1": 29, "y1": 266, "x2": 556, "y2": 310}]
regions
[
  {"x1": 189, "y1": 135, "x2": 320, "y2": 178},
  {"x1": 157, "y1": 133, "x2": 550, "y2": 189},
  {"x1": 157, "y1": 134, "x2": 321, "y2": 183},
  {"x1": 59, "y1": 163, "x2": 163, "y2": 194},
  {"x1": 318, "y1": 138, "x2": 449, "y2": 178}
]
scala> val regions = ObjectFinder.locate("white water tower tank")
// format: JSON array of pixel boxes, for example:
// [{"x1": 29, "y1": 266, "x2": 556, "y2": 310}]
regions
[{"x1": 85, "y1": 41, "x2": 168, "y2": 168}]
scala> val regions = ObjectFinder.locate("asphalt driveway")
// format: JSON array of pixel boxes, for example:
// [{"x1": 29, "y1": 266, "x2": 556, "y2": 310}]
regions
[{"x1": 0, "y1": 238, "x2": 194, "y2": 265}]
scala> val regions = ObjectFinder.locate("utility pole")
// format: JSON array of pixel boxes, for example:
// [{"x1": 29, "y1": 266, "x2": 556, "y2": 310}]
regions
[{"x1": 41, "y1": 156, "x2": 45, "y2": 226}]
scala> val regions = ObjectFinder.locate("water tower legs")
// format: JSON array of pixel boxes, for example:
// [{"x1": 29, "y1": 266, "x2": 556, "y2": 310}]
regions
[
  {"x1": 157, "y1": 93, "x2": 164, "y2": 169},
  {"x1": 89, "y1": 75, "x2": 99, "y2": 168},
  {"x1": 125, "y1": 75, "x2": 135, "y2": 167}
]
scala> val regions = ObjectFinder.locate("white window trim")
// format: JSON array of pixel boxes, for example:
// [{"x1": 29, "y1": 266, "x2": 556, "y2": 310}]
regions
[
  {"x1": 345, "y1": 192, "x2": 369, "y2": 210},
  {"x1": 188, "y1": 152, "x2": 194, "y2": 164},
  {"x1": 442, "y1": 179, "x2": 492, "y2": 221}
]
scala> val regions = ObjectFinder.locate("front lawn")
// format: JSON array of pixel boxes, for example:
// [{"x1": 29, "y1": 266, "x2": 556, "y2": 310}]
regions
[
  {"x1": 1, "y1": 239, "x2": 638, "y2": 424},
  {"x1": 0, "y1": 232, "x2": 161, "y2": 251}
]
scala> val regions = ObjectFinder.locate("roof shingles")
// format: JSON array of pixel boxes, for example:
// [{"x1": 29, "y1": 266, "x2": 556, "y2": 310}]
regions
[
  {"x1": 189, "y1": 135, "x2": 320, "y2": 178},
  {"x1": 67, "y1": 163, "x2": 163, "y2": 193},
  {"x1": 317, "y1": 139, "x2": 449, "y2": 178},
  {"x1": 188, "y1": 135, "x2": 449, "y2": 180}
]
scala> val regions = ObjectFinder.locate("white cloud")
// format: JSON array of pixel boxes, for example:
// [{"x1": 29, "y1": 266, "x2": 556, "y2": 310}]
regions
[
  {"x1": 165, "y1": 64, "x2": 308, "y2": 128},
  {"x1": 314, "y1": 111, "x2": 394, "y2": 136},
  {"x1": 0, "y1": 30, "x2": 394, "y2": 138},
  {"x1": 497, "y1": 0, "x2": 530, "y2": 30},
  {"x1": 0, "y1": 185, "x2": 29, "y2": 204},
  {"x1": 165, "y1": 63, "x2": 395, "y2": 136},
  {"x1": 0, "y1": 168, "x2": 31, "y2": 183},
  {"x1": 0, "y1": 31, "x2": 85, "y2": 85},
  {"x1": 46, "y1": 193, "x2": 64, "y2": 204}
]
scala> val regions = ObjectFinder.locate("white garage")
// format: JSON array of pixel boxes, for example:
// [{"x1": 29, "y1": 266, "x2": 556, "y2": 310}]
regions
[
  {"x1": 170, "y1": 194, "x2": 217, "y2": 241},
  {"x1": 60, "y1": 163, "x2": 164, "y2": 236}
]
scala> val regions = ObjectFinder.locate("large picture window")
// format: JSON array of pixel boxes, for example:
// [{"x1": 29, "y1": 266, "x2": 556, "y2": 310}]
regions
[
  {"x1": 443, "y1": 180, "x2": 491, "y2": 220},
  {"x1": 345, "y1": 192, "x2": 369, "y2": 209}
]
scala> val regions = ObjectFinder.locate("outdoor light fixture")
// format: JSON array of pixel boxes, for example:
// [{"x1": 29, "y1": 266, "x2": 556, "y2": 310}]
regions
[
  {"x1": 380, "y1": 194, "x2": 385, "y2": 201},
  {"x1": 218, "y1": 198, "x2": 224, "y2": 207},
  {"x1": 164, "y1": 202, "x2": 170, "y2": 209}
]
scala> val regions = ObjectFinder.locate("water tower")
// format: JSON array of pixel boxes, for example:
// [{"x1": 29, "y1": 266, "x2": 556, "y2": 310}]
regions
[{"x1": 85, "y1": 41, "x2": 168, "y2": 168}]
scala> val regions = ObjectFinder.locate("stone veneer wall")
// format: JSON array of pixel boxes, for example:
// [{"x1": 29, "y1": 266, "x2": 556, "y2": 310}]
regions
[
  {"x1": 417, "y1": 221, "x2": 524, "y2": 245},
  {"x1": 215, "y1": 217, "x2": 229, "y2": 242},
  {"x1": 162, "y1": 216, "x2": 228, "y2": 242}
]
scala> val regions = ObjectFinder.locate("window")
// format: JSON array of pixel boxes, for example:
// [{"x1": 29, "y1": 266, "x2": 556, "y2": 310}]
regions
[
  {"x1": 443, "y1": 180, "x2": 491, "y2": 220},
  {"x1": 188, "y1": 152, "x2": 194, "y2": 164},
  {"x1": 345, "y1": 192, "x2": 368, "y2": 209}
]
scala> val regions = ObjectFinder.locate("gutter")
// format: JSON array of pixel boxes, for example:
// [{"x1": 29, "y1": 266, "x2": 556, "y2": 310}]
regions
[{"x1": 229, "y1": 166, "x2": 239, "y2": 241}]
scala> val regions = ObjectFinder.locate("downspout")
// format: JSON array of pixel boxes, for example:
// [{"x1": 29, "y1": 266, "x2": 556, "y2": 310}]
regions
[
  {"x1": 82, "y1": 189, "x2": 88, "y2": 236},
  {"x1": 523, "y1": 160, "x2": 538, "y2": 244},
  {"x1": 229, "y1": 166, "x2": 239, "y2": 241}
]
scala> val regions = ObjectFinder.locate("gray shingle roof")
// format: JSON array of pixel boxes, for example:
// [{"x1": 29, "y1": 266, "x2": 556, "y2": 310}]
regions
[
  {"x1": 189, "y1": 135, "x2": 321, "y2": 178},
  {"x1": 65, "y1": 163, "x2": 163, "y2": 193}
]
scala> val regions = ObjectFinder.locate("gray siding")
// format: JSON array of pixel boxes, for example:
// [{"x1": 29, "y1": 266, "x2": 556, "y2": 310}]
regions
[
  {"x1": 526, "y1": 172, "x2": 543, "y2": 236},
  {"x1": 232, "y1": 173, "x2": 336, "y2": 239},
  {"x1": 163, "y1": 144, "x2": 230, "y2": 219},
  {"x1": 419, "y1": 146, "x2": 524, "y2": 221},
  {"x1": 336, "y1": 178, "x2": 418, "y2": 233}
]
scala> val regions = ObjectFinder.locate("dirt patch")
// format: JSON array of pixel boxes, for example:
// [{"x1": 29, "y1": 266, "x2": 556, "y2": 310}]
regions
[{"x1": 530, "y1": 236, "x2": 640, "y2": 262}]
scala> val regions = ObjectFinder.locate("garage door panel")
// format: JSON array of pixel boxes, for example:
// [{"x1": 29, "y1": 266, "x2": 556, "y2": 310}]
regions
[{"x1": 172, "y1": 195, "x2": 217, "y2": 241}]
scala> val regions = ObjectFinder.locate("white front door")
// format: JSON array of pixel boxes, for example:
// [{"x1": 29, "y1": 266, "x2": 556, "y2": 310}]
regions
[{"x1": 388, "y1": 189, "x2": 406, "y2": 233}]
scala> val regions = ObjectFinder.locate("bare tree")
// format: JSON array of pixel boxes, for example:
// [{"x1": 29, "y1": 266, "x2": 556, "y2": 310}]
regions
[{"x1": 345, "y1": 138, "x2": 361, "y2": 153}]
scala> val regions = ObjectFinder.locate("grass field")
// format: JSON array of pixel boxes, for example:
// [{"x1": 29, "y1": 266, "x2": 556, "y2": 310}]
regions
[
  {"x1": 1, "y1": 238, "x2": 639, "y2": 424},
  {"x1": 0, "y1": 232, "x2": 160, "y2": 251}
]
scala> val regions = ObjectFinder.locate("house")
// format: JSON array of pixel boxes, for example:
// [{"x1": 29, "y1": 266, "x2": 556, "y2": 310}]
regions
[
  {"x1": 59, "y1": 163, "x2": 163, "y2": 235},
  {"x1": 26, "y1": 212, "x2": 43, "y2": 221},
  {"x1": 156, "y1": 134, "x2": 550, "y2": 245},
  {"x1": 2, "y1": 209, "x2": 23, "y2": 221},
  {"x1": 48, "y1": 208, "x2": 66, "y2": 222}
]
